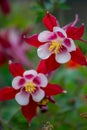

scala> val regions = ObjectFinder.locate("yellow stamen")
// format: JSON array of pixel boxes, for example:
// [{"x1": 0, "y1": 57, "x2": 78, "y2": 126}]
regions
[
  {"x1": 48, "y1": 40, "x2": 62, "y2": 54},
  {"x1": 38, "y1": 98, "x2": 49, "y2": 105},
  {"x1": 25, "y1": 82, "x2": 36, "y2": 93}
]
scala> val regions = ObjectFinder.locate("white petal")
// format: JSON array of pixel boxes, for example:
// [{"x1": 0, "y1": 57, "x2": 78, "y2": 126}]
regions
[
  {"x1": 55, "y1": 52, "x2": 71, "y2": 63},
  {"x1": 15, "y1": 91, "x2": 30, "y2": 106},
  {"x1": 23, "y1": 70, "x2": 37, "y2": 79},
  {"x1": 63, "y1": 38, "x2": 76, "y2": 52},
  {"x1": 53, "y1": 27, "x2": 67, "y2": 37},
  {"x1": 12, "y1": 76, "x2": 24, "y2": 90},
  {"x1": 32, "y1": 89, "x2": 45, "y2": 102},
  {"x1": 37, "y1": 73, "x2": 48, "y2": 87},
  {"x1": 38, "y1": 31, "x2": 57, "y2": 42},
  {"x1": 37, "y1": 43, "x2": 51, "y2": 59}
]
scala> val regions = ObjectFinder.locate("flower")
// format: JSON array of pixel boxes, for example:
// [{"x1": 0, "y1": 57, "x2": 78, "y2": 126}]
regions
[
  {"x1": 24, "y1": 12, "x2": 87, "y2": 74},
  {"x1": 12, "y1": 69, "x2": 48, "y2": 105},
  {"x1": 37, "y1": 26, "x2": 76, "y2": 64},
  {"x1": 0, "y1": 28, "x2": 33, "y2": 68},
  {"x1": 0, "y1": 61, "x2": 64, "y2": 122}
]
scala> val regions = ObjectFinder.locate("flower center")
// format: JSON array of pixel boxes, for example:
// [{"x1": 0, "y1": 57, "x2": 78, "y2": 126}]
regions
[
  {"x1": 25, "y1": 82, "x2": 36, "y2": 93},
  {"x1": 48, "y1": 40, "x2": 62, "y2": 54}
]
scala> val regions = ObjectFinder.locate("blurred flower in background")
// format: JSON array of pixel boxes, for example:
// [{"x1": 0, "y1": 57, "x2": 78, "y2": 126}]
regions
[{"x1": 0, "y1": 27, "x2": 33, "y2": 68}]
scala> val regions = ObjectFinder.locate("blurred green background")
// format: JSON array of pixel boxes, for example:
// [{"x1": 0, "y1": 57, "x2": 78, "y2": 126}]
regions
[{"x1": 0, "y1": 0, "x2": 87, "y2": 130}]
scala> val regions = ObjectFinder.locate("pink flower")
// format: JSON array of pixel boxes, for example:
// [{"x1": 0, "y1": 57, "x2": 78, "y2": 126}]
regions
[
  {"x1": 37, "y1": 27, "x2": 76, "y2": 63},
  {"x1": 0, "y1": 28, "x2": 33, "y2": 68},
  {"x1": 0, "y1": 61, "x2": 64, "y2": 122}
]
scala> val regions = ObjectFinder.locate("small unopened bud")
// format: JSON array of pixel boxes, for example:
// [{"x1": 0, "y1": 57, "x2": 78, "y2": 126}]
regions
[{"x1": 40, "y1": 105, "x2": 48, "y2": 113}]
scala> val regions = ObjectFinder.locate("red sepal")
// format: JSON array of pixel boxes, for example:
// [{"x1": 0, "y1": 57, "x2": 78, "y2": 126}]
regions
[
  {"x1": 37, "y1": 54, "x2": 60, "y2": 74},
  {"x1": 71, "y1": 47, "x2": 87, "y2": 65},
  {"x1": 21, "y1": 98, "x2": 37, "y2": 122},
  {"x1": 43, "y1": 12, "x2": 59, "y2": 31},
  {"x1": 24, "y1": 34, "x2": 45, "y2": 48},
  {"x1": 9, "y1": 61, "x2": 25, "y2": 77},
  {"x1": 0, "y1": 87, "x2": 18, "y2": 100},
  {"x1": 66, "y1": 24, "x2": 84, "y2": 40},
  {"x1": 43, "y1": 83, "x2": 63, "y2": 96}
]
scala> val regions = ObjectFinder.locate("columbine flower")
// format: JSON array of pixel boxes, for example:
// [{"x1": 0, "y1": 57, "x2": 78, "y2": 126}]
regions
[
  {"x1": 0, "y1": 61, "x2": 64, "y2": 122},
  {"x1": 12, "y1": 69, "x2": 48, "y2": 105},
  {"x1": 0, "y1": 28, "x2": 33, "y2": 68},
  {"x1": 24, "y1": 12, "x2": 87, "y2": 74},
  {"x1": 37, "y1": 26, "x2": 76, "y2": 63}
]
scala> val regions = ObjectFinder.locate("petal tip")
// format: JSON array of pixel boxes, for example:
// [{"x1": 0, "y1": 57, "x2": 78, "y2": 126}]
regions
[
  {"x1": 63, "y1": 90, "x2": 67, "y2": 93},
  {"x1": 75, "y1": 14, "x2": 79, "y2": 19},
  {"x1": 8, "y1": 60, "x2": 13, "y2": 64},
  {"x1": 46, "y1": 11, "x2": 49, "y2": 14}
]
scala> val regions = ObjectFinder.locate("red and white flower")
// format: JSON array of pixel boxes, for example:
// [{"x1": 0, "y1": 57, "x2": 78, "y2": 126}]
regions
[
  {"x1": 12, "y1": 69, "x2": 48, "y2": 105},
  {"x1": 0, "y1": 61, "x2": 64, "y2": 122},
  {"x1": 37, "y1": 27, "x2": 76, "y2": 63},
  {"x1": 24, "y1": 12, "x2": 87, "y2": 73}
]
